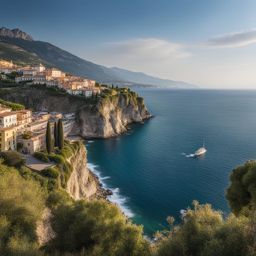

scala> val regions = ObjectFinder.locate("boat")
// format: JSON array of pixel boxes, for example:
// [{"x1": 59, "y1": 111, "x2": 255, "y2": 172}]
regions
[{"x1": 194, "y1": 142, "x2": 207, "y2": 157}]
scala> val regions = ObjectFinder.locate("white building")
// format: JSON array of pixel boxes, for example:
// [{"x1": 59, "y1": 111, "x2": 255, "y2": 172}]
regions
[
  {"x1": 33, "y1": 64, "x2": 45, "y2": 73},
  {"x1": 21, "y1": 132, "x2": 45, "y2": 154},
  {"x1": 0, "y1": 112, "x2": 17, "y2": 128}
]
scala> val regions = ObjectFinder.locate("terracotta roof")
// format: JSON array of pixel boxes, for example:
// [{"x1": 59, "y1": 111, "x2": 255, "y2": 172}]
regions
[{"x1": 0, "y1": 112, "x2": 17, "y2": 118}]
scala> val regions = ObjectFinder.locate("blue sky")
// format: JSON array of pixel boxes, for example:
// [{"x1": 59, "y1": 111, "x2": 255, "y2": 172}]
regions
[{"x1": 1, "y1": 0, "x2": 256, "y2": 88}]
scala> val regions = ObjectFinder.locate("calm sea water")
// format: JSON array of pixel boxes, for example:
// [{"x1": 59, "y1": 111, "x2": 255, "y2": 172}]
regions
[{"x1": 86, "y1": 89, "x2": 256, "y2": 234}]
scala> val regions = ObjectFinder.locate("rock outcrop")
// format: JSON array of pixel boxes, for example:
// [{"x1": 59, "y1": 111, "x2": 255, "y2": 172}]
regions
[
  {"x1": 66, "y1": 145, "x2": 100, "y2": 200},
  {"x1": 36, "y1": 208, "x2": 55, "y2": 246},
  {"x1": 1, "y1": 86, "x2": 151, "y2": 138},
  {"x1": 0, "y1": 27, "x2": 33, "y2": 41},
  {"x1": 37, "y1": 144, "x2": 102, "y2": 245},
  {"x1": 76, "y1": 93, "x2": 151, "y2": 138}
]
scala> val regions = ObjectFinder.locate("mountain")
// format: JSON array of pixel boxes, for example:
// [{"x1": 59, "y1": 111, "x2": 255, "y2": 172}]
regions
[
  {"x1": 0, "y1": 27, "x2": 197, "y2": 88},
  {"x1": 0, "y1": 27, "x2": 33, "y2": 41},
  {"x1": 109, "y1": 67, "x2": 196, "y2": 89}
]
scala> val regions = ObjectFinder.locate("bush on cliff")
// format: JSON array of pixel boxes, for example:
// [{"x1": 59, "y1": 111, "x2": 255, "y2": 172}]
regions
[
  {"x1": 0, "y1": 150, "x2": 25, "y2": 168},
  {"x1": 226, "y1": 160, "x2": 256, "y2": 215},
  {"x1": 0, "y1": 98, "x2": 25, "y2": 110},
  {"x1": 0, "y1": 163, "x2": 46, "y2": 255},
  {"x1": 155, "y1": 201, "x2": 253, "y2": 256},
  {"x1": 47, "y1": 200, "x2": 150, "y2": 256},
  {"x1": 42, "y1": 167, "x2": 59, "y2": 179},
  {"x1": 33, "y1": 151, "x2": 50, "y2": 163}
]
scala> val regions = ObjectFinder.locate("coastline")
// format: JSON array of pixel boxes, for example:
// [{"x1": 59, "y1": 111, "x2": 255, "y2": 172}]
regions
[{"x1": 87, "y1": 161, "x2": 135, "y2": 218}]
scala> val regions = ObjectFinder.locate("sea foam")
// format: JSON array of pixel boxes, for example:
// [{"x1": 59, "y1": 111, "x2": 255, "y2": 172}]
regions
[{"x1": 87, "y1": 163, "x2": 134, "y2": 218}]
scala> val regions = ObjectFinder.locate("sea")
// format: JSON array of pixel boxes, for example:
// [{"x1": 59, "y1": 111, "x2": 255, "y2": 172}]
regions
[{"x1": 86, "y1": 89, "x2": 256, "y2": 235}]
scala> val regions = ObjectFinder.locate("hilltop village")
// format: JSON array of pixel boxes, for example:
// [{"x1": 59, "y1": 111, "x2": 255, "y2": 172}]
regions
[
  {"x1": 0, "y1": 59, "x2": 100, "y2": 97},
  {"x1": 0, "y1": 59, "x2": 100, "y2": 157},
  {"x1": 0, "y1": 101, "x2": 75, "y2": 154}
]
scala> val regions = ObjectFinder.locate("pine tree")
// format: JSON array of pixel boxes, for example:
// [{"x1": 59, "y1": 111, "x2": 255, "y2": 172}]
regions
[
  {"x1": 46, "y1": 121, "x2": 53, "y2": 154},
  {"x1": 54, "y1": 121, "x2": 58, "y2": 147},
  {"x1": 58, "y1": 119, "x2": 64, "y2": 150}
]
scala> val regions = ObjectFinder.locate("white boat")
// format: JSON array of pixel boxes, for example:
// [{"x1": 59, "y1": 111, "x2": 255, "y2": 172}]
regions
[{"x1": 194, "y1": 143, "x2": 207, "y2": 157}]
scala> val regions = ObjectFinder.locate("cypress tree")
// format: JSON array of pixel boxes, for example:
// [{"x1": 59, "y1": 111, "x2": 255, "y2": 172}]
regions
[
  {"x1": 54, "y1": 121, "x2": 58, "y2": 147},
  {"x1": 58, "y1": 119, "x2": 64, "y2": 150},
  {"x1": 46, "y1": 121, "x2": 53, "y2": 154}
]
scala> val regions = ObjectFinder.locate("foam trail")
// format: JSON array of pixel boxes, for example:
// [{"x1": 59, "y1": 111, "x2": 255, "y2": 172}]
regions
[
  {"x1": 182, "y1": 152, "x2": 195, "y2": 158},
  {"x1": 87, "y1": 163, "x2": 135, "y2": 218}
]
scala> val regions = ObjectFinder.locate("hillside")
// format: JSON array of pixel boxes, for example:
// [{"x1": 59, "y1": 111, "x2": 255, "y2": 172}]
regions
[{"x1": 0, "y1": 27, "x2": 197, "y2": 88}]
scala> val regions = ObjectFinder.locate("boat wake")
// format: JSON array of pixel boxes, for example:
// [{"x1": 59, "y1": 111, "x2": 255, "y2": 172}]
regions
[
  {"x1": 181, "y1": 152, "x2": 195, "y2": 158},
  {"x1": 87, "y1": 163, "x2": 134, "y2": 218}
]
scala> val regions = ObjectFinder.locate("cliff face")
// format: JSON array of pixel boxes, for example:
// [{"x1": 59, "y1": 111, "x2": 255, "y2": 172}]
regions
[
  {"x1": 1, "y1": 86, "x2": 151, "y2": 138},
  {"x1": 76, "y1": 93, "x2": 151, "y2": 138},
  {"x1": 37, "y1": 144, "x2": 101, "y2": 245},
  {"x1": 66, "y1": 144, "x2": 99, "y2": 200}
]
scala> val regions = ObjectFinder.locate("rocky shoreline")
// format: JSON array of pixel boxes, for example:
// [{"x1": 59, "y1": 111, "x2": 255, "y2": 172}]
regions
[{"x1": 88, "y1": 169, "x2": 113, "y2": 199}]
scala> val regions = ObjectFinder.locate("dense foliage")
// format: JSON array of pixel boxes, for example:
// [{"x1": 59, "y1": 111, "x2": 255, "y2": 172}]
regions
[
  {"x1": 47, "y1": 200, "x2": 150, "y2": 256},
  {"x1": 226, "y1": 160, "x2": 256, "y2": 215},
  {"x1": 155, "y1": 201, "x2": 256, "y2": 256},
  {"x1": 46, "y1": 121, "x2": 53, "y2": 154},
  {"x1": 0, "y1": 163, "x2": 46, "y2": 256},
  {"x1": 57, "y1": 119, "x2": 64, "y2": 150},
  {"x1": 0, "y1": 151, "x2": 25, "y2": 168},
  {"x1": 0, "y1": 98, "x2": 24, "y2": 110}
]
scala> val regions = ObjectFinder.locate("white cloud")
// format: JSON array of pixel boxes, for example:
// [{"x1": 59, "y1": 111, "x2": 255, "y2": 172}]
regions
[
  {"x1": 106, "y1": 38, "x2": 191, "y2": 61},
  {"x1": 205, "y1": 29, "x2": 256, "y2": 48}
]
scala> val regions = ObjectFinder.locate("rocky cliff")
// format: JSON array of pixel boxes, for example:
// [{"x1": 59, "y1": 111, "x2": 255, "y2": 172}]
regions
[
  {"x1": 0, "y1": 85, "x2": 151, "y2": 138},
  {"x1": 76, "y1": 92, "x2": 151, "y2": 138},
  {"x1": 0, "y1": 27, "x2": 33, "y2": 41},
  {"x1": 66, "y1": 144, "x2": 100, "y2": 200},
  {"x1": 37, "y1": 144, "x2": 103, "y2": 245}
]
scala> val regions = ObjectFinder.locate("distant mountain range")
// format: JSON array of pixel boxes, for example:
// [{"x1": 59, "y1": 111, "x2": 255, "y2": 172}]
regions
[{"x1": 0, "y1": 27, "x2": 197, "y2": 88}]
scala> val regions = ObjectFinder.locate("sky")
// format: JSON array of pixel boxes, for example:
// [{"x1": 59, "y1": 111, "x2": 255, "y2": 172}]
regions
[{"x1": 1, "y1": 0, "x2": 256, "y2": 88}]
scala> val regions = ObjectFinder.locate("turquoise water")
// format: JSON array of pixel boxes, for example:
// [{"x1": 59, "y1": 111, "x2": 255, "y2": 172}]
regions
[{"x1": 86, "y1": 89, "x2": 256, "y2": 234}]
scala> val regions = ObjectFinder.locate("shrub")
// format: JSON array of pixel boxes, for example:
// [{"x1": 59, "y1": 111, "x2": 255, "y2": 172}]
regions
[
  {"x1": 0, "y1": 98, "x2": 25, "y2": 110},
  {"x1": 42, "y1": 167, "x2": 59, "y2": 179},
  {"x1": 0, "y1": 164, "x2": 46, "y2": 255},
  {"x1": 22, "y1": 131, "x2": 32, "y2": 139},
  {"x1": 226, "y1": 160, "x2": 256, "y2": 214},
  {"x1": 48, "y1": 154, "x2": 65, "y2": 164},
  {"x1": 0, "y1": 151, "x2": 25, "y2": 168},
  {"x1": 48, "y1": 200, "x2": 150, "y2": 255},
  {"x1": 33, "y1": 152, "x2": 49, "y2": 163}
]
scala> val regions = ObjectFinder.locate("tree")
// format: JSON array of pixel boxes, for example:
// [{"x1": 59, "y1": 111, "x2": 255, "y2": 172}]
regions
[
  {"x1": 156, "y1": 202, "x2": 252, "y2": 256},
  {"x1": 54, "y1": 121, "x2": 58, "y2": 147},
  {"x1": 57, "y1": 119, "x2": 64, "y2": 150},
  {"x1": 46, "y1": 121, "x2": 53, "y2": 154},
  {"x1": 48, "y1": 200, "x2": 150, "y2": 255},
  {"x1": 226, "y1": 160, "x2": 256, "y2": 215}
]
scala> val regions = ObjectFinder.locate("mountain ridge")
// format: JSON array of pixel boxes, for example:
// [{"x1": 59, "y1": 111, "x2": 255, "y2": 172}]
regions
[{"x1": 0, "y1": 27, "x2": 197, "y2": 88}]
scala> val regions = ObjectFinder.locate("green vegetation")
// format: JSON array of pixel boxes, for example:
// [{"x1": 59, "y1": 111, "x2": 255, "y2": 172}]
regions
[
  {"x1": 42, "y1": 167, "x2": 59, "y2": 179},
  {"x1": 57, "y1": 119, "x2": 64, "y2": 150},
  {"x1": 33, "y1": 151, "x2": 50, "y2": 163},
  {"x1": 33, "y1": 141, "x2": 82, "y2": 188},
  {"x1": 22, "y1": 131, "x2": 33, "y2": 139},
  {"x1": 46, "y1": 121, "x2": 53, "y2": 154},
  {"x1": 226, "y1": 160, "x2": 256, "y2": 215},
  {"x1": 0, "y1": 163, "x2": 46, "y2": 255},
  {"x1": 0, "y1": 151, "x2": 25, "y2": 168},
  {"x1": 0, "y1": 98, "x2": 25, "y2": 110},
  {"x1": 54, "y1": 122, "x2": 58, "y2": 147},
  {"x1": 155, "y1": 201, "x2": 255, "y2": 256},
  {"x1": 47, "y1": 200, "x2": 150, "y2": 256}
]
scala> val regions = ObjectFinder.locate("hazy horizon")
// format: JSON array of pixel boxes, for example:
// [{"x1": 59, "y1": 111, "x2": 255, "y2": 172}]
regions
[{"x1": 1, "y1": 0, "x2": 256, "y2": 89}]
